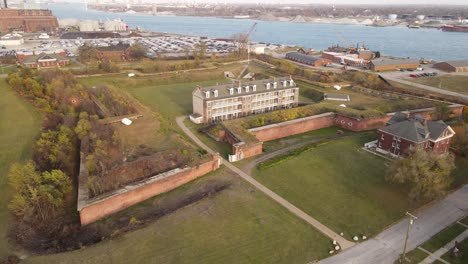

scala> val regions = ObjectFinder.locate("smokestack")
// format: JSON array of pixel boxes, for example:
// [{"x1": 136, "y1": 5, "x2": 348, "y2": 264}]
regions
[{"x1": 4, "y1": 0, "x2": 7, "y2": 8}]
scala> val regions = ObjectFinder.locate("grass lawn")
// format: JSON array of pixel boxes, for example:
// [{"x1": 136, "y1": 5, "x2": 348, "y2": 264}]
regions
[
  {"x1": 420, "y1": 222, "x2": 467, "y2": 253},
  {"x1": 0, "y1": 79, "x2": 41, "y2": 258},
  {"x1": 405, "y1": 75, "x2": 468, "y2": 95},
  {"x1": 253, "y1": 135, "x2": 424, "y2": 239},
  {"x1": 431, "y1": 260, "x2": 445, "y2": 264},
  {"x1": 24, "y1": 167, "x2": 331, "y2": 264},
  {"x1": 441, "y1": 236, "x2": 468, "y2": 264},
  {"x1": 0, "y1": 65, "x2": 17, "y2": 75},
  {"x1": 404, "y1": 247, "x2": 429, "y2": 263},
  {"x1": 460, "y1": 215, "x2": 468, "y2": 226},
  {"x1": 262, "y1": 126, "x2": 356, "y2": 153}
]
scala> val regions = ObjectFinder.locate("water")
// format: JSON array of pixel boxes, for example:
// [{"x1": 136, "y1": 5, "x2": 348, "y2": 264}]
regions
[{"x1": 49, "y1": 3, "x2": 468, "y2": 61}]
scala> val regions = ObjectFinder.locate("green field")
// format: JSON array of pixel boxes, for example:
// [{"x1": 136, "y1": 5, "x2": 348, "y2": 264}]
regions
[
  {"x1": 0, "y1": 78, "x2": 41, "y2": 258},
  {"x1": 421, "y1": 222, "x2": 467, "y2": 252},
  {"x1": 442, "y1": 236, "x2": 468, "y2": 264},
  {"x1": 406, "y1": 75, "x2": 468, "y2": 95},
  {"x1": 24, "y1": 168, "x2": 331, "y2": 264},
  {"x1": 253, "y1": 136, "x2": 424, "y2": 239},
  {"x1": 404, "y1": 247, "x2": 429, "y2": 263}
]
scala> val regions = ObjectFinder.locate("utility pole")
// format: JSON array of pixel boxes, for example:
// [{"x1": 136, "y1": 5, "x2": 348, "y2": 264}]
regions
[{"x1": 401, "y1": 212, "x2": 418, "y2": 263}]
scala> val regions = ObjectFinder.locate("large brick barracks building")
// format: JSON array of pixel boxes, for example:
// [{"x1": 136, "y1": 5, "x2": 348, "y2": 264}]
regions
[{"x1": 0, "y1": 9, "x2": 58, "y2": 32}]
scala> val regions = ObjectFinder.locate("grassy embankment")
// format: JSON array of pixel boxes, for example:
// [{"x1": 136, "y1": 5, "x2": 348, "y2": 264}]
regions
[{"x1": 0, "y1": 79, "x2": 41, "y2": 258}]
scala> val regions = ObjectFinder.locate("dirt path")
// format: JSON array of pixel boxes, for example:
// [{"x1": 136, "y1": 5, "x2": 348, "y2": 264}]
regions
[{"x1": 176, "y1": 116, "x2": 355, "y2": 250}]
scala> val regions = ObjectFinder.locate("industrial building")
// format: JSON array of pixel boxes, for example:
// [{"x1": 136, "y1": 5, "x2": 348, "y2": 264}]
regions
[
  {"x1": 191, "y1": 78, "x2": 299, "y2": 124},
  {"x1": 0, "y1": 9, "x2": 58, "y2": 32},
  {"x1": 369, "y1": 58, "x2": 420, "y2": 71},
  {"x1": 433, "y1": 60, "x2": 468, "y2": 73},
  {"x1": 322, "y1": 51, "x2": 368, "y2": 66},
  {"x1": 285, "y1": 52, "x2": 332, "y2": 67}
]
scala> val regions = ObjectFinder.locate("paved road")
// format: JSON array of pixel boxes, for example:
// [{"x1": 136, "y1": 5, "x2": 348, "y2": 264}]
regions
[
  {"x1": 176, "y1": 116, "x2": 355, "y2": 250},
  {"x1": 318, "y1": 185, "x2": 468, "y2": 264},
  {"x1": 380, "y1": 74, "x2": 468, "y2": 101}
]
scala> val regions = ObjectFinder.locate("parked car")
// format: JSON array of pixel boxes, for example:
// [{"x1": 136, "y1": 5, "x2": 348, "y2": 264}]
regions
[{"x1": 410, "y1": 74, "x2": 417, "y2": 78}]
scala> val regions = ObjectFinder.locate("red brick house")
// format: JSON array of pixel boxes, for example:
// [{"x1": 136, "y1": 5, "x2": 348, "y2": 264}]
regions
[
  {"x1": 21, "y1": 53, "x2": 70, "y2": 69},
  {"x1": 376, "y1": 113, "x2": 455, "y2": 157}
]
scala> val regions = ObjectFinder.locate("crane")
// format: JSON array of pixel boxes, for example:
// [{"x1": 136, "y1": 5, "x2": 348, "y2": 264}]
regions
[
  {"x1": 335, "y1": 31, "x2": 353, "y2": 49},
  {"x1": 236, "y1": 22, "x2": 258, "y2": 79}
]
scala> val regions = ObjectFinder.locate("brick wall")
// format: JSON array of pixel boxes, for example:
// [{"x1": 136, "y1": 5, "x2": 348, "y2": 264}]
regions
[
  {"x1": 249, "y1": 113, "x2": 336, "y2": 142},
  {"x1": 78, "y1": 154, "x2": 221, "y2": 225},
  {"x1": 0, "y1": 9, "x2": 58, "y2": 32}
]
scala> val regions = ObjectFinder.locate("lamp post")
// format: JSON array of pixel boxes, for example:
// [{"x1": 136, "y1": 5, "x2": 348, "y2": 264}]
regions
[{"x1": 401, "y1": 212, "x2": 418, "y2": 263}]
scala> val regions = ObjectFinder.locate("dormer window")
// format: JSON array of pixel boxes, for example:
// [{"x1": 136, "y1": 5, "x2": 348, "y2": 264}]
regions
[
  {"x1": 273, "y1": 82, "x2": 277, "y2": 88},
  {"x1": 229, "y1": 88, "x2": 234, "y2": 95},
  {"x1": 283, "y1": 80, "x2": 287, "y2": 87},
  {"x1": 290, "y1": 80, "x2": 294, "y2": 86},
  {"x1": 252, "y1": 85, "x2": 257, "y2": 91},
  {"x1": 237, "y1": 87, "x2": 242, "y2": 94},
  {"x1": 266, "y1": 83, "x2": 270, "y2": 89},
  {"x1": 213, "y1": 90, "x2": 218, "y2": 97},
  {"x1": 205, "y1": 91, "x2": 210, "y2": 98},
  {"x1": 245, "y1": 85, "x2": 249, "y2": 93}
]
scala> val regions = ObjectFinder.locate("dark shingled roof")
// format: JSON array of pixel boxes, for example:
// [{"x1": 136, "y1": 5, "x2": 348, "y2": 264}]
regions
[
  {"x1": 196, "y1": 77, "x2": 297, "y2": 101},
  {"x1": 286, "y1": 52, "x2": 322, "y2": 64},
  {"x1": 22, "y1": 53, "x2": 69, "y2": 64},
  {"x1": 380, "y1": 119, "x2": 449, "y2": 143}
]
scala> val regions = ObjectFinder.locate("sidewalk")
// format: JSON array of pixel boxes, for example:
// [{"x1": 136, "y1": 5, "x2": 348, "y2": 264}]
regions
[{"x1": 420, "y1": 229, "x2": 468, "y2": 264}]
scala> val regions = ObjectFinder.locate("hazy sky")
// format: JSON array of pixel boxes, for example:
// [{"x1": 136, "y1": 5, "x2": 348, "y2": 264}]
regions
[{"x1": 63, "y1": 0, "x2": 468, "y2": 5}]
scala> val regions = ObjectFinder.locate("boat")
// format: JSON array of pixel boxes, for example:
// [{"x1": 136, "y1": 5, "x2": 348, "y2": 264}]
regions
[
  {"x1": 407, "y1": 24, "x2": 420, "y2": 29},
  {"x1": 441, "y1": 25, "x2": 468, "y2": 32}
]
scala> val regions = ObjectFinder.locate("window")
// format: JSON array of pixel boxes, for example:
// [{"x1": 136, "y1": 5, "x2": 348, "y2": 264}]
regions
[
  {"x1": 237, "y1": 87, "x2": 242, "y2": 94},
  {"x1": 207, "y1": 102, "x2": 211, "y2": 107},
  {"x1": 273, "y1": 82, "x2": 277, "y2": 88},
  {"x1": 229, "y1": 88, "x2": 234, "y2": 95},
  {"x1": 205, "y1": 91, "x2": 210, "y2": 98},
  {"x1": 253, "y1": 85, "x2": 257, "y2": 91},
  {"x1": 245, "y1": 86, "x2": 249, "y2": 93},
  {"x1": 266, "y1": 83, "x2": 270, "y2": 89},
  {"x1": 213, "y1": 90, "x2": 218, "y2": 97}
]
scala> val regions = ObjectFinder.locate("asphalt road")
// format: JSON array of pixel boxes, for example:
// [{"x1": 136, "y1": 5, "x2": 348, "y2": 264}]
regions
[
  {"x1": 318, "y1": 185, "x2": 468, "y2": 264},
  {"x1": 379, "y1": 74, "x2": 468, "y2": 101}
]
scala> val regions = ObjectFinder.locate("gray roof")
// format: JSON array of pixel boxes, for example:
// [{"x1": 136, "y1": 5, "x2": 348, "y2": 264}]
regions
[
  {"x1": 380, "y1": 119, "x2": 450, "y2": 143},
  {"x1": 195, "y1": 77, "x2": 297, "y2": 100},
  {"x1": 22, "y1": 53, "x2": 69, "y2": 64},
  {"x1": 286, "y1": 52, "x2": 322, "y2": 64},
  {"x1": 442, "y1": 60, "x2": 468, "y2": 68},
  {"x1": 371, "y1": 59, "x2": 420, "y2": 66}
]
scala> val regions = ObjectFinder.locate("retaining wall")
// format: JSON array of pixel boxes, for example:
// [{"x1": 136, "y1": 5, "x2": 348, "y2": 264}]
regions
[{"x1": 78, "y1": 154, "x2": 221, "y2": 225}]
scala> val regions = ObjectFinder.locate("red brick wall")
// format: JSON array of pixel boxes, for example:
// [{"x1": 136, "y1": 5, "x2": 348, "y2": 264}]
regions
[
  {"x1": 0, "y1": 9, "x2": 58, "y2": 32},
  {"x1": 334, "y1": 115, "x2": 390, "y2": 131},
  {"x1": 79, "y1": 154, "x2": 221, "y2": 225},
  {"x1": 251, "y1": 113, "x2": 336, "y2": 142}
]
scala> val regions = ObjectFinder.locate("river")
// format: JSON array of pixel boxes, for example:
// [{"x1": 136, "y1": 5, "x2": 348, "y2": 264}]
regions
[{"x1": 48, "y1": 3, "x2": 468, "y2": 61}]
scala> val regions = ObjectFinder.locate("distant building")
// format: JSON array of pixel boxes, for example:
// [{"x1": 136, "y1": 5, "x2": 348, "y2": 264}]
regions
[
  {"x1": 78, "y1": 20, "x2": 100, "y2": 32},
  {"x1": 191, "y1": 78, "x2": 299, "y2": 124},
  {"x1": 322, "y1": 51, "x2": 368, "y2": 66},
  {"x1": 297, "y1": 47, "x2": 315, "y2": 55},
  {"x1": 433, "y1": 60, "x2": 468, "y2": 73},
  {"x1": 286, "y1": 52, "x2": 332, "y2": 67},
  {"x1": 103, "y1": 20, "x2": 127, "y2": 32},
  {"x1": 21, "y1": 53, "x2": 70, "y2": 69},
  {"x1": 376, "y1": 113, "x2": 455, "y2": 157},
  {"x1": 0, "y1": 9, "x2": 58, "y2": 32},
  {"x1": 369, "y1": 58, "x2": 420, "y2": 71},
  {"x1": 95, "y1": 43, "x2": 131, "y2": 62}
]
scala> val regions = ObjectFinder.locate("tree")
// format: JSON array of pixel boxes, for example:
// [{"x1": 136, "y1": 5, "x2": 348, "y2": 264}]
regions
[
  {"x1": 386, "y1": 146, "x2": 455, "y2": 201},
  {"x1": 78, "y1": 43, "x2": 97, "y2": 63},
  {"x1": 8, "y1": 161, "x2": 72, "y2": 224},
  {"x1": 128, "y1": 42, "x2": 147, "y2": 60},
  {"x1": 432, "y1": 103, "x2": 452, "y2": 121}
]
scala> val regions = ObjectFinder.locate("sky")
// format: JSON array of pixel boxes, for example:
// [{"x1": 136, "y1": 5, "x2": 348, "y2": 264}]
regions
[{"x1": 59, "y1": 0, "x2": 468, "y2": 5}]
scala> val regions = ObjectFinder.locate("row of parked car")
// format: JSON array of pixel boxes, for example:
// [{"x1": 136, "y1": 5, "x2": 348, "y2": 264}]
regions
[{"x1": 409, "y1": 72, "x2": 438, "y2": 78}]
